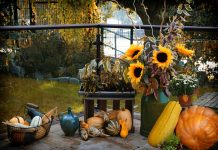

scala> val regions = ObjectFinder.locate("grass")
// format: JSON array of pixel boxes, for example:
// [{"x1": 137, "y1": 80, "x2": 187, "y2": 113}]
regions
[
  {"x1": 0, "y1": 74, "x2": 217, "y2": 133},
  {"x1": 0, "y1": 74, "x2": 83, "y2": 133}
]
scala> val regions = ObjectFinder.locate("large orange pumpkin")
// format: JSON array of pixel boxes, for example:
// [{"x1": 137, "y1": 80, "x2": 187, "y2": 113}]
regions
[{"x1": 176, "y1": 106, "x2": 218, "y2": 150}]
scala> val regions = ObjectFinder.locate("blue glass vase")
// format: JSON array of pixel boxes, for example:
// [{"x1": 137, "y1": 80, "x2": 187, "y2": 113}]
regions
[{"x1": 59, "y1": 107, "x2": 79, "y2": 136}]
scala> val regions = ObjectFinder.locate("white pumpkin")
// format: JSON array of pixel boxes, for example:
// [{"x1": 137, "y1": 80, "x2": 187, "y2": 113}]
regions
[{"x1": 30, "y1": 116, "x2": 42, "y2": 127}]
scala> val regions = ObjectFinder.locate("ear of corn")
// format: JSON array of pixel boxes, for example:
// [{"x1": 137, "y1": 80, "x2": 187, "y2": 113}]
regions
[{"x1": 148, "y1": 101, "x2": 182, "y2": 147}]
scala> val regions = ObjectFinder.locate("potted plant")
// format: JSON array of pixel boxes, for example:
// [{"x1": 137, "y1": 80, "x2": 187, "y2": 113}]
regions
[
  {"x1": 169, "y1": 74, "x2": 199, "y2": 107},
  {"x1": 78, "y1": 57, "x2": 134, "y2": 95}
]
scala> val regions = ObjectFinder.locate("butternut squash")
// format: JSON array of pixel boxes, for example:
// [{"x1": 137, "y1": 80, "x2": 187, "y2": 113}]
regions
[{"x1": 148, "y1": 101, "x2": 182, "y2": 147}]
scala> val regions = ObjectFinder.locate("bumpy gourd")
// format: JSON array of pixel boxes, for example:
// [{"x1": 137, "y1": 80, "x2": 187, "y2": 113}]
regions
[
  {"x1": 148, "y1": 101, "x2": 182, "y2": 147},
  {"x1": 119, "y1": 119, "x2": 128, "y2": 138},
  {"x1": 105, "y1": 120, "x2": 120, "y2": 136},
  {"x1": 117, "y1": 108, "x2": 132, "y2": 131},
  {"x1": 176, "y1": 106, "x2": 218, "y2": 150}
]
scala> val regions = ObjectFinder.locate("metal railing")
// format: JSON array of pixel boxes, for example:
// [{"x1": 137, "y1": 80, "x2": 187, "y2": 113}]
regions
[{"x1": 0, "y1": 23, "x2": 218, "y2": 75}]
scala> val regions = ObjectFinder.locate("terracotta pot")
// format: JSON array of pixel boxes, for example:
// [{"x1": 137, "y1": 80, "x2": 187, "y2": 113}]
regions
[{"x1": 178, "y1": 95, "x2": 192, "y2": 107}]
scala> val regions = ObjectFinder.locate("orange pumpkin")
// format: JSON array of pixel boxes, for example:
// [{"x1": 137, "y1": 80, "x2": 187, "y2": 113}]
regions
[
  {"x1": 23, "y1": 121, "x2": 30, "y2": 126},
  {"x1": 176, "y1": 106, "x2": 218, "y2": 150},
  {"x1": 117, "y1": 108, "x2": 132, "y2": 131},
  {"x1": 9, "y1": 116, "x2": 25, "y2": 124}
]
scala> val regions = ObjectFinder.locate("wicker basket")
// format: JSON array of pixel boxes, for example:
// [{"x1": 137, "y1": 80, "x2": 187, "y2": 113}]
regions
[
  {"x1": 3, "y1": 116, "x2": 53, "y2": 145},
  {"x1": 2, "y1": 104, "x2": 55, "y2": 145}
]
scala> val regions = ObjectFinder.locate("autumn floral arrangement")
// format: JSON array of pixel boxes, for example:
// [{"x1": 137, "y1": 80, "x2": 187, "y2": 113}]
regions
[{"x1": 121, "y1": 1, "x2": 195, "y2": 100}]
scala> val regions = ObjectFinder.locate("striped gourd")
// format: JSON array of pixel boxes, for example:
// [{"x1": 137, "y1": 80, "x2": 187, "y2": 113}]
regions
[
  {"x1": 148, "y1": 101, "x2": 182, "y2": 147},
  {"x1": 105, "y1": 120, "x2": 120, "y2": 136}
]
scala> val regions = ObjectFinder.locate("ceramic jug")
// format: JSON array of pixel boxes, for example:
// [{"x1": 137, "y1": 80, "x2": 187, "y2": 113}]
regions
[{"x1": 59, "y1": 107, "x2": 79, "y2": 136}]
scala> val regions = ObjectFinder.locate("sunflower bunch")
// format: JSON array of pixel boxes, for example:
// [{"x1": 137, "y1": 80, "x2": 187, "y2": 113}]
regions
[{"x1": 122, "y1": 1, "x2": 195, "y2": 100}]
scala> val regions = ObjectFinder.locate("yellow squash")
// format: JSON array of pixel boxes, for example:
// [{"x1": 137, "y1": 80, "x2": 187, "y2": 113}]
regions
[
  {"x1": 119, "y1": 119, "x2": 128, "y2": 138},
  {"x1": 148, "y1": 101, "x2": 182, "y2": 147}
]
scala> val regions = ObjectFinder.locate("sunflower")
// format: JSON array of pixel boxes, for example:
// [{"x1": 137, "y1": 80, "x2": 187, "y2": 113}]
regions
[
  {"x1": 127, "y1": 61, "x2": 144, "y2": 84},
  {"x1": 175, "y1": 44, "x2": 194, "y2": 57},
  {"x1": 124, "y1": 44, "x2": 143, "y2": 60},
  {"x1": 152, "y1": 45, "x2": 174, "y2": 70}
]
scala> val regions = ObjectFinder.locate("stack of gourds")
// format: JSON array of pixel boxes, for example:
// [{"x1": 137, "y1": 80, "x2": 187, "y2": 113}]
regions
[
  {"x1": 147, "y1": 101, "x2": 218, "y2": 150},
  {"x1": 79, "y1": 108, "x2": 132, "y2": 141}
]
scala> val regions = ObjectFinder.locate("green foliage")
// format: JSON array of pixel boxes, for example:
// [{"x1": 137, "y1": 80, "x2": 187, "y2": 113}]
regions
[
  {"x1": 162, "y1": 134, "x2": 180, "y2": 150},
  {"x1": 18, "y1": 31, "x2": 67, "y2": 76},
  {"x1": 79, "y1": 57, "x2": 133, "y2": 92},
  {"x1": 0, "y1": 1, "x2": 11, "y2": 47}
]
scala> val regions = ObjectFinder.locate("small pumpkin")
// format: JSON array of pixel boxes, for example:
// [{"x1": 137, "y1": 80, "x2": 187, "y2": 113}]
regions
[
  {"x1": 9, "y1": 116, "x2": 25, "y2": 124},
  {"x1": 87, "y1": 117, "x2": 104, "y2": 129},
  {"x1": 105, "y1": 120, "x2": 120, "y2": 136},
  {"x1": 117, "y1": 108, "x2": 132, "y2": 131},
  {"x1": 119, "y1": 119, "x2": 128, "y2": 138},
  {"x1": 176, "y1": 106, "x2": 218, "y2": 150},
  {"x1": 30, "y1": 116, "x2": 42, "y2": 127},
  {"x1": 23, "y1": 120, "x2": 30, "y2": 126}
]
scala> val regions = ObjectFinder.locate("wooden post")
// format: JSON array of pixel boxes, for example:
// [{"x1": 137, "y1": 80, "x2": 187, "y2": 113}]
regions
[
  {"x1": 113, "y1": 100, "x2": 120, "y2": 110},
  {"x1": 84, "y1": 99, "x2": 94, "y2": 121},
  {"x1": 125, "y1": 99, "x2": 135, "y2": 132}
]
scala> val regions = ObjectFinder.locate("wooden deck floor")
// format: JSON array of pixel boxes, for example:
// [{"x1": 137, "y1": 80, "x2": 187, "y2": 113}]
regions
[{"x1": 193, "y1": 92, "x2": 218, "y2": 110}]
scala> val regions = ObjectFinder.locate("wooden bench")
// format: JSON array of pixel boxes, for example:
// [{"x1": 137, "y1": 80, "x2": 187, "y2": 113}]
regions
[
  {"x1": 193, "y1": 92, "x2": 218, "y2": 111},
  {"x1": 78, "y1": 91, "x2": 135, "y2": 132}
]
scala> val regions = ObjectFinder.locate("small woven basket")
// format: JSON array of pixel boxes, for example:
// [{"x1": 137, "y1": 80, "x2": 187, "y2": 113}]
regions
[{"x1": 3, "y1": 104, "x2": 54, "y2": 145}]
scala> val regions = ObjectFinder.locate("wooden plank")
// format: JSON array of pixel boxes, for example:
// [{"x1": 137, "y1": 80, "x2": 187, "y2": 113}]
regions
[
  {"x1": 206, "y1": 94, "x2": 218, "y2": 108},
  {"x1": 193, "y1": 93, "x2": 217, "y2": 106},
  {"x1": 84, "y1": 97, "x2": 135, "y2": 101},
  {"x1": 125, "y1": 100, "x2": 135, "y2": 133}
]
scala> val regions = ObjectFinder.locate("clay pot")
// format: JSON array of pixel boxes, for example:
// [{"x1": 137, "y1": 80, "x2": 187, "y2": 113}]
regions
[{"x1": 178, "y1": 95, "x2": 192, "y2": 107}]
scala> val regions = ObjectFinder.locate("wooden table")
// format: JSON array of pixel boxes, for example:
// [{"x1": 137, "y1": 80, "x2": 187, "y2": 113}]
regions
[
  {"x1": 193, "y1": 92, "x2": 218, "y2": 111},
  {"x1": 78, "y1": 91, "x2": 136, "y2": 132}
]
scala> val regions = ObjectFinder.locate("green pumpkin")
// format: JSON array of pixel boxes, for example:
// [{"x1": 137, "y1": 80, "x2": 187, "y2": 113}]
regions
[{"x1": 105, "y1": 120, "x2": 120, "y2": 136}]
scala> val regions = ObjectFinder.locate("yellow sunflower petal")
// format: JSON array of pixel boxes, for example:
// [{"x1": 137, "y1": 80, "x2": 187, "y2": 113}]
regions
[
  {"x1": 124, "y1": 44, "x2": 144, "y2": 60},
  {"x1": 127, "y1": 61, "x2": 144, "y2": 85},
  {"x1": 176, "y1": 44, "x2": 194, "y2": 57},
  {"x1": 151, "y1": 45, "x2": 174, "y2": 70}
]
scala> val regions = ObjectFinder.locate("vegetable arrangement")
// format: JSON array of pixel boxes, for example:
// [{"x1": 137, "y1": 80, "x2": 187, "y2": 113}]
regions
[
  {"x1": 148, "y1": 103, "x2": 218, "y2": 150},
  {"x1": 79, "y1": 108, "x2": 132, "y2": 141}
]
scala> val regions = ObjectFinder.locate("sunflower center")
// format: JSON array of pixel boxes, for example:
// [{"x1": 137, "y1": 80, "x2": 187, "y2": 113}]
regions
[
  {"x1": 134, "y1": 67, "x2": 142, "y2": 78},
  {"x1": 157, "y1": 52, "x2": 167, "y2": 63},
  {"x1": 132, "y1": 50, "x2": 140, "y2": 57}
]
